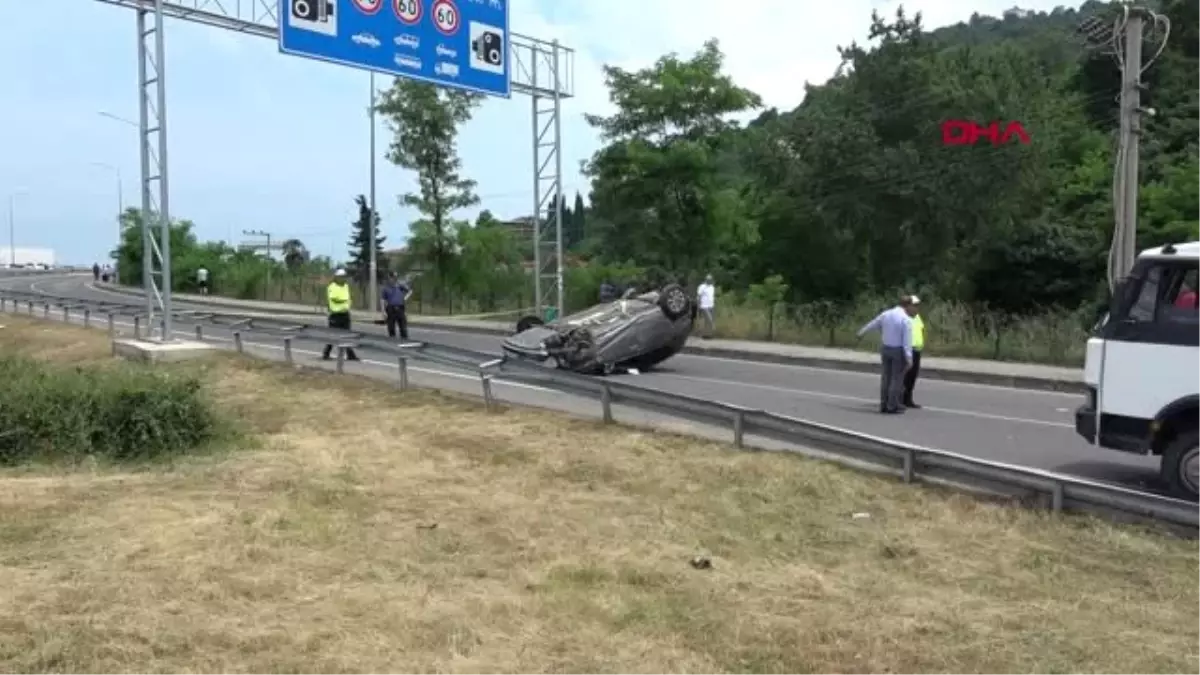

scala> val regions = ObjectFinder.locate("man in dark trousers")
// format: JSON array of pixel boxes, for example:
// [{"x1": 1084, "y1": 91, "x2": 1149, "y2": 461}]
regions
[
  {"x1": 856, "y1": 295, "x2": 917, "y2": 414},
  {"x1": 321, "y1": 268, "x2": 360, "y2": 361},
  {"x1": 902, "y1": 295, "x2": 925, "y2": 409},
  {"x1": 380, "y1": 271, "x2": 412, "y2": 341}
]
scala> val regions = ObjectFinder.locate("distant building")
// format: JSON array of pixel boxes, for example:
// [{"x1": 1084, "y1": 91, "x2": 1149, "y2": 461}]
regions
[{"x1": 1, "y1": 247, "x2": 56, "y2": 267}]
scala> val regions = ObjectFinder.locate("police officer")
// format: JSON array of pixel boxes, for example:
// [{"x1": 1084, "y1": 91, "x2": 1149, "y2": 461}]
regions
[
  {"x1": 380, "y1": 271, "x2": 412, "y2": 341},
  {"x1": 321, "y1": 268, "x2": 360, "y2": 361}
]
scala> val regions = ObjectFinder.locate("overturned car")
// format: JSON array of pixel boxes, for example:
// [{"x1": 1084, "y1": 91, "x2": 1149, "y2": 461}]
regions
[{"x1": 502, "y1": 284, "x2": 695, "y2": 374}]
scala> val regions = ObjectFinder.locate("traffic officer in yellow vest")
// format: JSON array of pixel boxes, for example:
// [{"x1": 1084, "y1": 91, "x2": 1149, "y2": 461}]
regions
[
  {"x1": 321, "y1": 268, "x2": 360, "y2": 362},
  {"x1": 902, "y1": 295, "x2": 924, "y2": 409}
]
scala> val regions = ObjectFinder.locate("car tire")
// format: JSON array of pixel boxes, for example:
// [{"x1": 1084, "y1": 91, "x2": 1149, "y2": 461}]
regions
[
  {"x1": 515, "y1": 315, "x2": 544, "y2": 334},
  {"x1": 657, "y1": 283, "x2": 691, "y2": 321},
  {"x1": 1162, "y1": 429, "x2": 1199, "y2": 501}
]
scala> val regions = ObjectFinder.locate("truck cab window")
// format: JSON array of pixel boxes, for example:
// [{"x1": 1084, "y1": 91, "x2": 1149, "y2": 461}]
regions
[{"x1": 1127, "y1": 264, "x2": 1162, "y2": 323}]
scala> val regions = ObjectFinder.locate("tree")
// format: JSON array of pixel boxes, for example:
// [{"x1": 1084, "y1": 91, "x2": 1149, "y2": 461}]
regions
[
  {"x1": 281, "y1": 238, "x2": 310, "y2": 272},
  {"x1": 376, "y1": 79, "x2": 483, "y2": 297},
  {"x1": 346, "y1": 194, "x2": 386, "y2": 284},
  {"x1": 583, "y1": 39, "x2": 763, "y2": 279},
  {"x1": 571, "y1": 191, "x2": 587, "y2": 247}
]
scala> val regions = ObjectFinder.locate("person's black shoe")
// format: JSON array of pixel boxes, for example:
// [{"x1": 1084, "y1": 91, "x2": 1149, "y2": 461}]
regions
[
  {"x1": 347, "y1": 354, "x2": 361, "y2": 362},
  {"x1": 882, "y1": 407, "x2": 904, "y2": 414},
  {"x1": 905, "y1": 401, "x2": 922, "y2": 409}
]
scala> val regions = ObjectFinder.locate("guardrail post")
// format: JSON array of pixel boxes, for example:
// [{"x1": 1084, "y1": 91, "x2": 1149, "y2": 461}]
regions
[
  {"x1": 233, "y1": 331, "x2": 243, "y2": 353},
  {"x1": 283, "y1": 337, "x2": 293, "y2": 364},
  {"x1": 107, "y1": 313, "x2": 115, "y2": 337},
  {"x1": 480, "y1": 373, "x2": 495, "y2": 411},
  {"x1": 62, "y1": 306, "x2": 69, "y2": 322},
  {"x1": 83, "y1": 308, "x2": 90, "y2": 328},
  {"x1": 398, "y1": 356, "x2": 409, "y2": 391},
  {"x1": 336, "y1": 345, "x2": 346, "y2": 374},
  {"x1": 195, "y1": 325, "x2": 203, "y2": 340},
  {"x1": 133, "y1": 316, "x2": 141, "y2": 339},
  {"x1": 26, "y1": 301, "x2": 33, "y2": 314},
  {"x1": 159, "y1": 319, "x2": 167, "y2": 341},
  {"x1": 1051, "y1": 483, "x2": 1064, "y2": 513},
  {"x1": 902, "y1": 449, "x2": 915, "y2": 483},
  {"x1": 42, "y1": 303, "x2": 49, "y2": 318},
  {"x1": 733, "y1": 410, "x2": 745, "y2": 448},
  {"x1": 600, "y1": 384, "x2": 613, "y2": 424}
]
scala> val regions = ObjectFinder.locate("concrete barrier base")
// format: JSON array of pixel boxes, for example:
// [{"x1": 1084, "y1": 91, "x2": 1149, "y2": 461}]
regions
[{"x1": 112, "y1": 338, "x2": 215, "y2": 364}]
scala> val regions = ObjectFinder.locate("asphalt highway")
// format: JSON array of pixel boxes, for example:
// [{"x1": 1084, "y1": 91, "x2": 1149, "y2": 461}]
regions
[{"x1": 6, "y1": 274, "x2": 1165, "y2": 493}]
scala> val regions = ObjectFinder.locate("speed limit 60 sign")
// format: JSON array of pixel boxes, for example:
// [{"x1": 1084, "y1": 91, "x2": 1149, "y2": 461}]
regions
[
  {"x1": 432, "y1": 0, "x2": 460, "y2": 35},
  {"x1": 392, "y1": 0, "x2": 421, "y2": 24}
]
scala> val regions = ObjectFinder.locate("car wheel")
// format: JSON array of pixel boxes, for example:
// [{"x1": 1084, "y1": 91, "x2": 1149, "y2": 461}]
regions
[
  {"x1": 1162, "y1": 429, "x2": 1199, "y2": 501},
  {"x1": 657, "y1": 283, "x2": 690, "y2": 321},
  {"x1": 515, "y1": 315, "x2": 544, "y2": 334}
]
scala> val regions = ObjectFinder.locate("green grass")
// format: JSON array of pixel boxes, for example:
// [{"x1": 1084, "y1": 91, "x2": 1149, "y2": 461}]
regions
[
  {"x1": 0, "y1": 325, "x2": 229, "y2": 466},
  {"x1": 714, "y1": 296, "x2": 1089, "y2": 366}
]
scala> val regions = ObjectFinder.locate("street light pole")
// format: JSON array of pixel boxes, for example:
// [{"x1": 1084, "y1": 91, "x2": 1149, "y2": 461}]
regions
[
  {"x1": 7, "y1": 190, "x2": 27, "y2": 267},
  {"x1": 91, "y1": 162, "x2": 124, "y2": 282},
  {"x1": 7, "y1": 194, "x2": 14, "y2": 267}
]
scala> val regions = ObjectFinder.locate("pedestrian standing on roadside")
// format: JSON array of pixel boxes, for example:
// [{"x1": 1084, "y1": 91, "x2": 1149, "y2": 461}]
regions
[
  {"x1": 856, "y1": 295, "x2": 916, "y2": 414},
  {"x1": 697, "y1": 273, "x2": 716, "y2": 338},
  {"x1": 92, "y1": 262, "x2": 100, "y2": 281},
  {"x1": 902, "y1": 295, "x2": 925, "y2": 409},
  {"x1": 380, "y1": 271, "x2": 412, "y2": 341},
  {"x1": 321, "y1": 268, "x2": 360, "y2": 362},
  {"x1": 196, "y1": 266, "x2": 209, "y2": 295}
]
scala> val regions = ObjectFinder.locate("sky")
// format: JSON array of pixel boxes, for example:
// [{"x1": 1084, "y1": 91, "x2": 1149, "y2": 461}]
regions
[{"x1": 0, "y1": 0, "x2": 1081, "y2": 266}]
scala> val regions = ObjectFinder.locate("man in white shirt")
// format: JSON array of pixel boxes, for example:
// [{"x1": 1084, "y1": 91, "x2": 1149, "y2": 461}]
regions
[
  {"x1": 196, "y1": 266, "x2": 209, "y2": 295},
  {"x1": 857, "y1": 295, "x2": 917, "y2": 414},
  {"x1": 696, "y1": 274, "x2": 716, "y2": 338}
]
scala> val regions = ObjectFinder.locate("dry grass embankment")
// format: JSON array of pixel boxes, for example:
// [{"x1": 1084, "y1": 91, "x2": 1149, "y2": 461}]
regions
[{"x1": 0, "y1": 315, "x2": 1194, "y2": 673}]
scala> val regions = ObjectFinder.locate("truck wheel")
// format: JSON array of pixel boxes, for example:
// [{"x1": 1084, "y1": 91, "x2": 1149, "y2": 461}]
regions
[
  {"x1": 1161, "y1": 429, "x2": 1199, "y2": 501},
  {"x1": 657, "y1": 283, "x2": 690, "y2": 321},
  {"x1": 515, "y1": 315, "x2": 543, "y2": 334}
]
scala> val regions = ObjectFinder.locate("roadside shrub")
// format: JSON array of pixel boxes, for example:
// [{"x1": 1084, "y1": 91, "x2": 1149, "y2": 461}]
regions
[{"x1": 0, "y1": 356, "x2": 222, "y2": 464}]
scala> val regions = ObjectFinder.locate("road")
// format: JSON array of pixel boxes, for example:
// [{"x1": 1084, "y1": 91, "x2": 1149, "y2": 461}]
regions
[{"x1": 6, "y1": 273, "x2": 1165, "y2": 493}]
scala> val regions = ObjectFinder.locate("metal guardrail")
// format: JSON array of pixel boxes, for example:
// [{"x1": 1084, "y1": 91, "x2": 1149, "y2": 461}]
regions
[{"x1": 1, "y1": 288, "x2": 1196, "y2": 533}]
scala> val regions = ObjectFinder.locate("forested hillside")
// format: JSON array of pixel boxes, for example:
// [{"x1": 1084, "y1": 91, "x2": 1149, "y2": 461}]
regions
[{"x1": 579, "y1": 0, "x2": 1198, "y2": 316}]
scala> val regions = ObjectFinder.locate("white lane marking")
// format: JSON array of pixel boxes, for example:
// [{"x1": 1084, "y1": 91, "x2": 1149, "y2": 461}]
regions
[
  {"x1": 649, "y1": 371, "x2": 1075, "y2": 429},
  {"x1": 63, "y1": 310, "x2": 1073, "y2": 429},
  {"x1": 61, "y1": 312, "x2": 556, "y2": 395},
  {"x1": 398, "y1": 325, "x2": 1084, "y2": 400},
  {"x1": 69, "y1": 276, "x2": 1080, "y2": 402}
]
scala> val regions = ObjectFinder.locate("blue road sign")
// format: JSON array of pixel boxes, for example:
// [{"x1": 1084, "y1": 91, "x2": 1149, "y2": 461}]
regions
[{"x1": 278, "y1": 0, "x2": 511, "y2": 98}]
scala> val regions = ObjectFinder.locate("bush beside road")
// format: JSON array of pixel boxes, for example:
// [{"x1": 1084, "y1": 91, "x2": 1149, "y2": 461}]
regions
[{"x1": 0, "y1": 315, "x2": 1194, "y2": 672}]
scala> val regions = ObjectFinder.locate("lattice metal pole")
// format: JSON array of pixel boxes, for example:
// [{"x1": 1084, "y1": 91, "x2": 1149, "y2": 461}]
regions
[
  {"x1": 135, "y1": 1, "x2": 174, "y2": 340},
  {"x1": 530, "y1": 42, "x2": 565, "y2": 319},
  {"x1": 136, "y1": 7, "x2": 156, "y2": 329},
  {"x1": 551, "y1": 40, "x2": 565, "y2": 316},
  {"x1": 530, "y1": 65, "x2": 543, "y2": 319},
  {"x1": 154, "y1": 0, "x2": 174, "y2": 340}
]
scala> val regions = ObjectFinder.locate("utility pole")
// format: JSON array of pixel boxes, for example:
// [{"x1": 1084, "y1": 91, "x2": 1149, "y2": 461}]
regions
[
  {"x1": 1112, "y1": 6, "x2": 1147, "y2": 287},
  {"x1": 241, "y1": 229, "x2": 276, "y2": 297}
]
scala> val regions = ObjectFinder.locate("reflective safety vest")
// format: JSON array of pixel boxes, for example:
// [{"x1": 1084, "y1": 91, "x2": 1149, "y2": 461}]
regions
[
  {"x1": 327, "y1": 281, "x2": 351, "y2": 314},
  {"x1": 911, "y1": 314, "x2": 925, "y2": 351}
]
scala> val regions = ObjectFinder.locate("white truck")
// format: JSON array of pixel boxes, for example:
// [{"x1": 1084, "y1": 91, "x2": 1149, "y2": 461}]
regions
[{"x1": 1075, "y1": 241, "x2": 1199, "y2": 500}]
